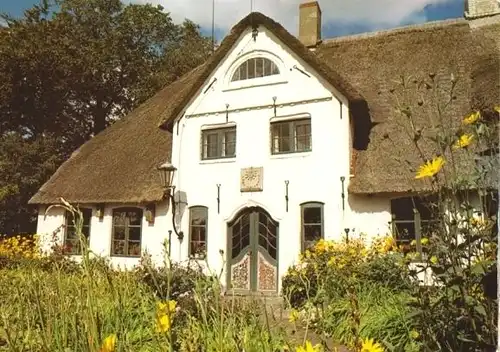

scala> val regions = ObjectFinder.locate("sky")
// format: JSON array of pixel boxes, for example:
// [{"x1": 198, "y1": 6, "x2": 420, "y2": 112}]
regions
[{"x1": 1, "y1": 0, "x2": 465, "y2": 39}]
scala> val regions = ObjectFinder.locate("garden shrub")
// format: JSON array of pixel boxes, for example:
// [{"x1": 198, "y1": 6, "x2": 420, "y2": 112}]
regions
[{"x1": 281, "y1": 236, "x2": 410, "y2": 308}]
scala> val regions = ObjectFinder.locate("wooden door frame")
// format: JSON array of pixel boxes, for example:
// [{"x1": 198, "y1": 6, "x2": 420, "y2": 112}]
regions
[{"x1": 226, "y1": 206, "x2": 279, "y2": 295}]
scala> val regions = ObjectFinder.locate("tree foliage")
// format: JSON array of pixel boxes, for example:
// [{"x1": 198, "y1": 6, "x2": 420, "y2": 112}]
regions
[{"x1": 0, "y1": 0, "x2": 212, "y2": 234}]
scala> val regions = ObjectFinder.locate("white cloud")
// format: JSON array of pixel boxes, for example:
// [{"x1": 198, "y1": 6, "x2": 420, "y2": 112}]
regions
[{"x1": 129, "y1": 0, "x2": 457, "y2": 36}]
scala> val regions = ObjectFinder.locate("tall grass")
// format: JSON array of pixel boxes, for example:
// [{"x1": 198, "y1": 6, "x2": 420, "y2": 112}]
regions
[{"x1": 0, "y1": 203, "x2": 293, "y2": 352}]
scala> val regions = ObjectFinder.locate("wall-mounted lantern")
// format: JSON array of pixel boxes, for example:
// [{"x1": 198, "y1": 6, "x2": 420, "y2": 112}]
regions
[{"x1": 157, "y1": 162, "x2": 184, "y2": 241}]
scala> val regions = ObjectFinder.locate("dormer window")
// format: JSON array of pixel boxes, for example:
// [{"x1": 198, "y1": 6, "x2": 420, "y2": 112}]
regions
[{"x1": 231, "y1": 57, "x2": 280, "y2": 82}]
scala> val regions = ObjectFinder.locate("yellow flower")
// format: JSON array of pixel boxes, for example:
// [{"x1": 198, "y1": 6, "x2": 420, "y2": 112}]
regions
[
  {"x1": 361, "y1": 338, "x2": 384, "y2": 352},
  {"x1": 99, "y1": 334, "x2": 116, "y2": 352},
  {"x1": 157, "y1": 300, "x2": 177, "y2": 314},
  {"x1": 156, "y1": 313, "x2": 171, "y2": 333},
  {"x1": 430, "y1": 256, "x2": 438, "y2": 265},
  {"x1": 494, "y1": 106, "x2": 500, "y2": 113},
  {"x1": 415, "y1": 156, "x2": 445, "y2": 179},
  {"x1": 421, "y1": 237, "x2": 429, "y2": 245},
  {"x1": 410, "y1": 239, "x2": 417, "y2": 246},
  {"x1": 463, "y1": 111, "x2": 480, "y2": 125},
  {"x1": 295, "y1": 341, "x2": 322, "y2": 352},
  {"x1": 289, "y1": 309, "x2": 300, "y2": 323},
  {"x1": 453, "y1": 134, "x2": 474, "y2": 149}
]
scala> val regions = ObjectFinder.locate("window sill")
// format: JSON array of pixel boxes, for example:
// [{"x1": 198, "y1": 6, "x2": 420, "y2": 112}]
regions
[
  {"x1": 222, "y1": 79, "x2": 288, "y2": 92},
  {"x1": 270, "y1": 151, "x2": 312, "y2": 160},
  {"x1": 110, "y1": 255, "x2": 141, "y2": 259},
  {"x1": 200, "y1": 158, "x2": 236, "y2": 165}
]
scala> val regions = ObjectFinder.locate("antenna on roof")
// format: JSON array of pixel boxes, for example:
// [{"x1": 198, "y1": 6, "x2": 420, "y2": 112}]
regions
[{"x1": 211, "y1": 0, "x2": 215, "y2": 53}]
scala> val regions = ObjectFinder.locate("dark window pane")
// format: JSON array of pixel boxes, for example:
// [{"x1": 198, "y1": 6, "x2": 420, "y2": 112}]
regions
[
  {"x1": 304, "y1": 224, "x2": 322, "y2": 242},
  {"x1": 225, "y1": 130, "x2": 236, "y2": 157},
  {"x1": 191, "y1": 208, "x2": 207, "y2": 226},
  {"x1": 128, "y1": 242, "x2": 141, "y2": 256},
  {"x1": 112, "y1": 241, "x2": 125, "y2": 255},
  {"x1": 271, "y1": 122, "x2": 292, "y2": 153},
  {"x1": 81, "y1": 226, "x2": 91, "y2": 239},
  {"x1": 256, "y1": 58, "x2": 264, "y2": 77},
  {"x1": 263, "y1": 58, "x2": 271, "y2": 75},
  {"x1": 129, "y1": 227, "x2": 141, "y2": 241},
  {"x1": 113, "y1": 226, "x2": 126, "y2": 240},
  {"x1": 239, "y1": 61, "x2": 247, "y2": 80},
  {"x1": 303, "y1": 207, "x2": 322, "y2": 224},
  {"x1": 271, "y1": 61, "x2": 280, "y2": 75},
  {"x1": 247, "y1": 58, "x2": 256, "y2": 79},
  {"x1": 296, "y1": 122, "x2": 312, "y2": 152},
  {"x1": 113, "y1": 212, "x2": 127, "y2": 226},
  {"x1": 66, "y1": 227, "x2": 77, "y2": 240},
  {"x1": 82, "y1": 209, "x2": 92, "y2": 226},
  {"x1": 241, "y1": 232, "x2": 250, "y2": 249},
  {"x1": 128, "y1": 210, "x2": 142, "y2": 226},
  {"x1": 205, "y1": 133, "x2": 219, "y2": 158},
  {"x1": 231, "y1": 68, "x2": 240, "y2": 82},
  {"x1": 191, "y1": 241, "x2": 206, "y2": 257}
]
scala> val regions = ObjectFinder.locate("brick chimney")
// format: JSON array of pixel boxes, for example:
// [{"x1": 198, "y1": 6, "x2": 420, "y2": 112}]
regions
[
  {"x1": 299, "y1": 1, "x2": 322, "y2": 47},
  {"x1": 465, "y1": 0, "x2": 500, "y2": 18}
]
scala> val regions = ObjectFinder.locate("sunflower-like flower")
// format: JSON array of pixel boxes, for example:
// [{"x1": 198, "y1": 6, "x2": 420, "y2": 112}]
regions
[
  {"x1": 155, "y1": 300, "x2": 177, "y2": 333},
  {"x1": 295, "y1": 341, "x2": 322, "y2": 352},
  {"x1": 99, "y1": 334, "x2": 116, "y2": 352},
  {"x1": 415, "y1": 156, "x2": 445, "y2": 179},
  {"x1": 453, "y1": 134, "x2": 474, "y2": 149},
  {"x1": 288, "y1": 309, "x2": 300, "y2": 323},
  {"x1": 462, "y1": 111, "x2": 481, "y2": 125},
  {"x1": 494, "y1": 106, "x2": 500, "y2": 114},
  {"x1": 361, "y1": 338, "x2": 384, "y2": 352},
  {"x1": 156, "y1": 314, "x2": 172, "y2": 333}
]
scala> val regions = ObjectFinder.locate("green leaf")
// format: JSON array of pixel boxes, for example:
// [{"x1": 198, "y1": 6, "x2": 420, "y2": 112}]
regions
[{"x1": 474, "y1": 304, "x2": 487, "y2": 317}]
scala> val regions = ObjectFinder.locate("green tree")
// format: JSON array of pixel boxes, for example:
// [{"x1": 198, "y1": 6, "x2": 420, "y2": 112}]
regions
[{"x1": 0, "y1": 0, "x2": 211, "y2": 234}]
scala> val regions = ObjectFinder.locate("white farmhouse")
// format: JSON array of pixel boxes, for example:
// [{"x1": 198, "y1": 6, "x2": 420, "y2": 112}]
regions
[{"x1": 30, "y1": 1, "x2": 499, "y2": 294}]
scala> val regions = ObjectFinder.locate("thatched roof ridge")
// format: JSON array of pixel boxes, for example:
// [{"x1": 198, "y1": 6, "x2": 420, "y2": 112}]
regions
[
  {"x1": 159, "y1": 12, "x2": 366, "y2": 130},
  {"x1": 315, "y1": 19, "x2": 500, "y2": 194}
]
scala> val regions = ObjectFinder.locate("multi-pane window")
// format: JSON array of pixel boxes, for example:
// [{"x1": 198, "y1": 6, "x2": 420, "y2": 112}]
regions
[
  {"x1": 391, "y1": 196, "x2": 437, "y2": 255},
  {"x1": 202, "y1": 127, "x2": 236, "y2": 160},
  {"x1": 271, "y1": 119, "x2": 312, "y2": 154},
  {"x1": 231, "y1": 57, "x2": 280, "y2": 82},
  {"x1": 301, "y1": 202, "x2": 324, "y2": 251},
  {"x1": 64, "y1": 208, "x2": 92, "y2": 255},
  {"x1": 189, "y1": 206, "x2": 208, "y2": 259},
  {"x1": 111, "y1": 208, "x2": 143, "y2": 257}
]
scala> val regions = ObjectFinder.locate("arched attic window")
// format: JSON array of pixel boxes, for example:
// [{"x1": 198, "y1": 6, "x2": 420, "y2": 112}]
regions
[{"x1": 231, "y1": 57, "x2": 280, "y2": 82}]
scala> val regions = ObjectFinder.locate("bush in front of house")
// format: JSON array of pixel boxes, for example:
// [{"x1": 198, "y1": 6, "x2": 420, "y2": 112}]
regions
[
  {"x1": 281, "y1": 236, "x2": 411, "y2": 308},
  {"x1": 281, "y1": 236, "x2": 417, "y2": 351}
]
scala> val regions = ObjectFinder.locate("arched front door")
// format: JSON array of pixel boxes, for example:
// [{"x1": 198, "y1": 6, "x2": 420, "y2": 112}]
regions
[{"x1": 227, "y1": 207, "x2": 279, "y2": 294}]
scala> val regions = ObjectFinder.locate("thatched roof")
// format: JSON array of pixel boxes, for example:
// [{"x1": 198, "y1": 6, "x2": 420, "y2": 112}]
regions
[
  {"x1": 315, "y1": 18, "x2": 500, "y2": 194},
  {"x1": 29, "y1": 13, "x2": 500, "y2": 204}
]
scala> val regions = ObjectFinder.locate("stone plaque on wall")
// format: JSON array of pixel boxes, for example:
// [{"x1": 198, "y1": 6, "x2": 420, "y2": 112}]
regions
[{"x1": 240, "y1": 167, "x2": 263, "y2": 192}]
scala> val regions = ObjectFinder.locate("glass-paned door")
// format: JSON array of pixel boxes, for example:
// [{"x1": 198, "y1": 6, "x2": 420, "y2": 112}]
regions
[{"x1": 227, "y1": 207, "x2": 279, "y2": 294}]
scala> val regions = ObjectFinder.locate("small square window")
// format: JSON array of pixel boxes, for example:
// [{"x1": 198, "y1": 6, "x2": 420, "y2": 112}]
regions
[{"x1": 201, "y1": 127, "x2": 236, "y2": 160}]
